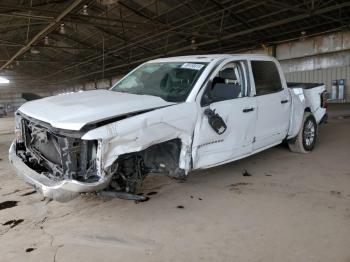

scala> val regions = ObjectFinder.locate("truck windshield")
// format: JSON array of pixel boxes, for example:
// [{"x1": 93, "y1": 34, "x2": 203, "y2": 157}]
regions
[{"x1": 110, "y1": 62, "x2": 208, "y2": 102}]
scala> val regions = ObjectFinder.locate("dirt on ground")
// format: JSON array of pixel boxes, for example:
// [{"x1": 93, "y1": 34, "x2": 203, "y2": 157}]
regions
[{"x1": 0, "y1": 104, "x2": 349, "y2": 262}]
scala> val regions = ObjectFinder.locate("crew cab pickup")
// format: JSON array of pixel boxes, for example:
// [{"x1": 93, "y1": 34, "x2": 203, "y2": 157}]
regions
[{"x1": 9, "y1": 54, "x2": 327, "y2": 201}]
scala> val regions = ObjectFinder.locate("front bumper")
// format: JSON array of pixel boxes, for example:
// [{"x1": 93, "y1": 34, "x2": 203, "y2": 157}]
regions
[{"x1": 9, "y1": 141, "x2": 111, "y2": 202}]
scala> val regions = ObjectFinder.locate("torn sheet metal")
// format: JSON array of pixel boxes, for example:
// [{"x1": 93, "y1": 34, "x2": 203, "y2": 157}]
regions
[{"x1": 82, "y1": 102, "x2": 198, "y2": 172}]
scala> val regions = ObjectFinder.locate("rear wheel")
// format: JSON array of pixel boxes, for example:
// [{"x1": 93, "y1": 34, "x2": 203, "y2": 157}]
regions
[{"x1": 288, "y1": 112, "x2": 317, "y2": 153}]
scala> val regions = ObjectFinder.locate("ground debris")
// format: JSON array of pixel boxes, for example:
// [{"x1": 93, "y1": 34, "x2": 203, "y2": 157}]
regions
[
  {"x1": 229, "y1": 182, "x2": 252, "y2": 193},
  {"x1": 134, "y1": 197, "x2": 150, "y2": 204},
  {"x1": 242, "y1": 170, "x2": 252, "y2": 176},
  {"x1": 35, "y1": 216, "x2": 48, "y2": 227},
  {"x1": 100, "y1": 190, "x2": 148, "y2": 201},
  {"x1": 3, "y1": 219, "x2": 24, "y2": 228},
  {"x1": 2, "y1": 189, "x2": 21, "y2": 196},
  {"x1": 0, "y1": 200, "x2": 18, "y2": 210},
  {"x1": 40, "y1": 198, "x2": 52, "y2": 205},
  {"x1": 146, "y1": 191, "x2": 158, "y2": 196},
  {"x1": 330, "y1": 190, "x2": 342, "y2": 197},
  {"x1": 230, "y1": 182, "x2": 252, "y2": 187},
  {"x1": 20, "y1": 190, "x2": 37, "y2": 196}
]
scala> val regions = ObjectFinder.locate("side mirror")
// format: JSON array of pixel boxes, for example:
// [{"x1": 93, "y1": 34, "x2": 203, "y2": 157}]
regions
[{"x1": 204, "y1": 108, "x2": 227, "y2": 135}]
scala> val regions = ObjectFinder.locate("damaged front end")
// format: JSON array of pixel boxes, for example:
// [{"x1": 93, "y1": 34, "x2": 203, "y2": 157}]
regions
[
  {"x1": 9, "y1": 113, "x2": 110, "y2": 201},
  {"x1": 9, "y1": 108, "x2": 191, "y2": 202}
]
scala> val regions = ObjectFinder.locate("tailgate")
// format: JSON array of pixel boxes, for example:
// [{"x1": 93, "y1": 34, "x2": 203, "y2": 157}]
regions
[
  {"x1": 288, "y1": 82, "x2": 327, "y2": 123},
  {"x1": 303, "y1": 85, "x2": 327, "y2": 123}
]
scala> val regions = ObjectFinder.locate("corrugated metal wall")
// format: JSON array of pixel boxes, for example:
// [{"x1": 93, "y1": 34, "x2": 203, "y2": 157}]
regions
[
  {"x1": 284, "y1": 65, "x2": 350, "y2": 100},
  {"x1": 241, "y1": 31, "x2": 350, "y2": 101},
  {"x1": 277, "y1": 31, "x2": 350, "y2": 101}
]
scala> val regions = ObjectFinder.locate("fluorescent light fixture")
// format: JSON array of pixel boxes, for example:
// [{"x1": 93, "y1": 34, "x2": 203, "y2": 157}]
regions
[
  {"x1": 30, "y1": 47, "x2": 40, "y2": 54},
  {"x1": 59, "y1": 23, "x2": 65, "y2": 34},
  {"x1": 0, "y1": 76, "x2": 9, "y2": 84},
  {"x1": 44, "y1": 36, "x2": 50, "y2": 46},
  {"x1": 82, "y1": 5, "x2": 88, "y2": 15}
]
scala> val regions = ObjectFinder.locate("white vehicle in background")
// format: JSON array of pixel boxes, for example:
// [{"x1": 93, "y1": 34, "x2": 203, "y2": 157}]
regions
[{"x1": 9, "y1": 54, "x2": 327, "y2": 201}]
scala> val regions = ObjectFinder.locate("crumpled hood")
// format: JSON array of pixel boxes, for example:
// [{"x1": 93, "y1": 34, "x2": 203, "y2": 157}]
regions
[{"x1": 19, "y1": 90, "x2": 174, "y2": 130}]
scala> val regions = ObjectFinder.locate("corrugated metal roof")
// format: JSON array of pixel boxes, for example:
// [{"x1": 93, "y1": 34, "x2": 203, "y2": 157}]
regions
[{"x1": 0, "y1": 0, "x2": 349, "y2": 92}]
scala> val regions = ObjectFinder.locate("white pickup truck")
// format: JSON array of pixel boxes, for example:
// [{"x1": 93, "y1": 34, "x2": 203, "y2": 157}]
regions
[{"x1": 9, "y1": 54, "x2": 327, "y2": 201}]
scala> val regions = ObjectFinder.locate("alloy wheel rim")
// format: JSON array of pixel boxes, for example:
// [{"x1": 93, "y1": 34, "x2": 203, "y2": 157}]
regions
[{"x1": 304, "y1": 120, "x2": 315, "y2": 146}]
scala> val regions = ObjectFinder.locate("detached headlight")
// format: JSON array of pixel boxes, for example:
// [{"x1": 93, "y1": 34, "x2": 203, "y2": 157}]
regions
[{"x1": 15, "y1": 128, "x2": 23, "y2": 142}]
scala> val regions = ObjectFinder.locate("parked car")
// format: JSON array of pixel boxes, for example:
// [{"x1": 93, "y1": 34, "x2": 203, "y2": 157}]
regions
[
  {"x1": 0, "y1": 104, "x2": 6, "y2": 117},
  {"x1": 9, "y1": 54, "x2": 327, "y2": 201}
]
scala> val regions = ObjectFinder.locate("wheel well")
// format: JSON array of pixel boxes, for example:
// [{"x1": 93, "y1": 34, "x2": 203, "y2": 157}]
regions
[
  {"x1": 304, "y1": 110, "x2": 317, "y2": 122},
  {"x1": 286, "y1": 108, "x2": 313, "y2": 143},
  {"x1": 108, "y1": 139, "x2": 184, "y2": 193},
  {"x1": 141, "y1": 138, "x2": 182, "y2": 174},
  {"x1": 115, "y1": 138, "x2": 183, "y2": 176}
]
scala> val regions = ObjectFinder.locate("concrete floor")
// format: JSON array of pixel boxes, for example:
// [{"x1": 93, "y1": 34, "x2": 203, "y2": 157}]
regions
[{"x1": 0, "y1": 105, "x2": 349, "y2": 262}]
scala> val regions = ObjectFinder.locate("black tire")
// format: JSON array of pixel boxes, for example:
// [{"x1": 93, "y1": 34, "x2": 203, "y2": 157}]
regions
[{"x1": 288, "y1": 112, "x2": 317, "y2": 153}]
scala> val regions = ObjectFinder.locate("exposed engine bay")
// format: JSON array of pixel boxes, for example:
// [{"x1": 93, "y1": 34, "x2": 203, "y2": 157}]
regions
[
  {"x1": 15, "y1": 112, "x2": 184, "y2": 198},
  {"x1": 17, "y1": 114, "x2": 99, "y2": 183}
]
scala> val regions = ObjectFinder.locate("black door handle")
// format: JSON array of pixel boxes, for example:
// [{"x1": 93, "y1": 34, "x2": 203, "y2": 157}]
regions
[
  {"x1": 243, "y1": 107, "x2": 254, "y2": 113},
  {"x1": 281, "y1": 99, "x2": 289, "y2": 104}
]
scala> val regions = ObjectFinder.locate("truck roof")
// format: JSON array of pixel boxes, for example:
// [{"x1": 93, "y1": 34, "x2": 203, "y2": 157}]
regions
[{"x1": 148, "y1": 54, "x2": 275, "y2": 63}]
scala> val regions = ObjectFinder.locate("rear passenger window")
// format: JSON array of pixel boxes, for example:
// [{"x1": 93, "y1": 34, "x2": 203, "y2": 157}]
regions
[{"x1": 251, "y1": 61, "x2": 282, "y2": 95}]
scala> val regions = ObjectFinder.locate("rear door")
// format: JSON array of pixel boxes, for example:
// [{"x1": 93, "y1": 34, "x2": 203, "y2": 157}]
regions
[
  {"x1": 250, "y1": 60, "x2": 291, "y2": 150},
  {"x1": 192, "y1": 59, "x2": 257, "y2": 169}
]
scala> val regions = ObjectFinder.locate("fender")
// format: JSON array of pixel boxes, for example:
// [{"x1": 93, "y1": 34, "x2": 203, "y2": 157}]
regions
[
  {"x1": 287, "y1": 88, "x2": 306, "y2": 139},
  {"x1": 82, "y1": 102, "x2": 198, "y2": 172}
]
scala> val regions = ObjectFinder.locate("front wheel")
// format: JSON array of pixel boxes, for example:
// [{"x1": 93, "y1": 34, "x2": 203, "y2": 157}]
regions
[{"x1": 288, "y1": 112, "x2": 317, "y2": 153}]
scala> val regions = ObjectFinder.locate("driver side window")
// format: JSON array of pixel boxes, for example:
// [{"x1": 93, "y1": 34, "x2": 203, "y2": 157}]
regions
[{"x1": 202, "y1": 62, "x2": 245, "y2": 106}]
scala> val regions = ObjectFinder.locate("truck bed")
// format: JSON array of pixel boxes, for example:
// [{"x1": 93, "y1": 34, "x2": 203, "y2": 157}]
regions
[
  {"x1": 288, "y1": 82, "x2": 326, "y2": 124},
  {"x1": 287, "y1": 82, "x2": 324, "y2": 89}
]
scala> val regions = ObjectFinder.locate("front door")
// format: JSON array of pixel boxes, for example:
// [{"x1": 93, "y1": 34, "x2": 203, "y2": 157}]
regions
[{"x1": 192, "y1": 60, "x2": 257, "y2": 169}]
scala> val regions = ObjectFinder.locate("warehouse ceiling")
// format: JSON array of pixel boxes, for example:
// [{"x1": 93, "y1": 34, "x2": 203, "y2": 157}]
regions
[{"x1": 0, "y1": 0, "x2": 350, "y2": 92}]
